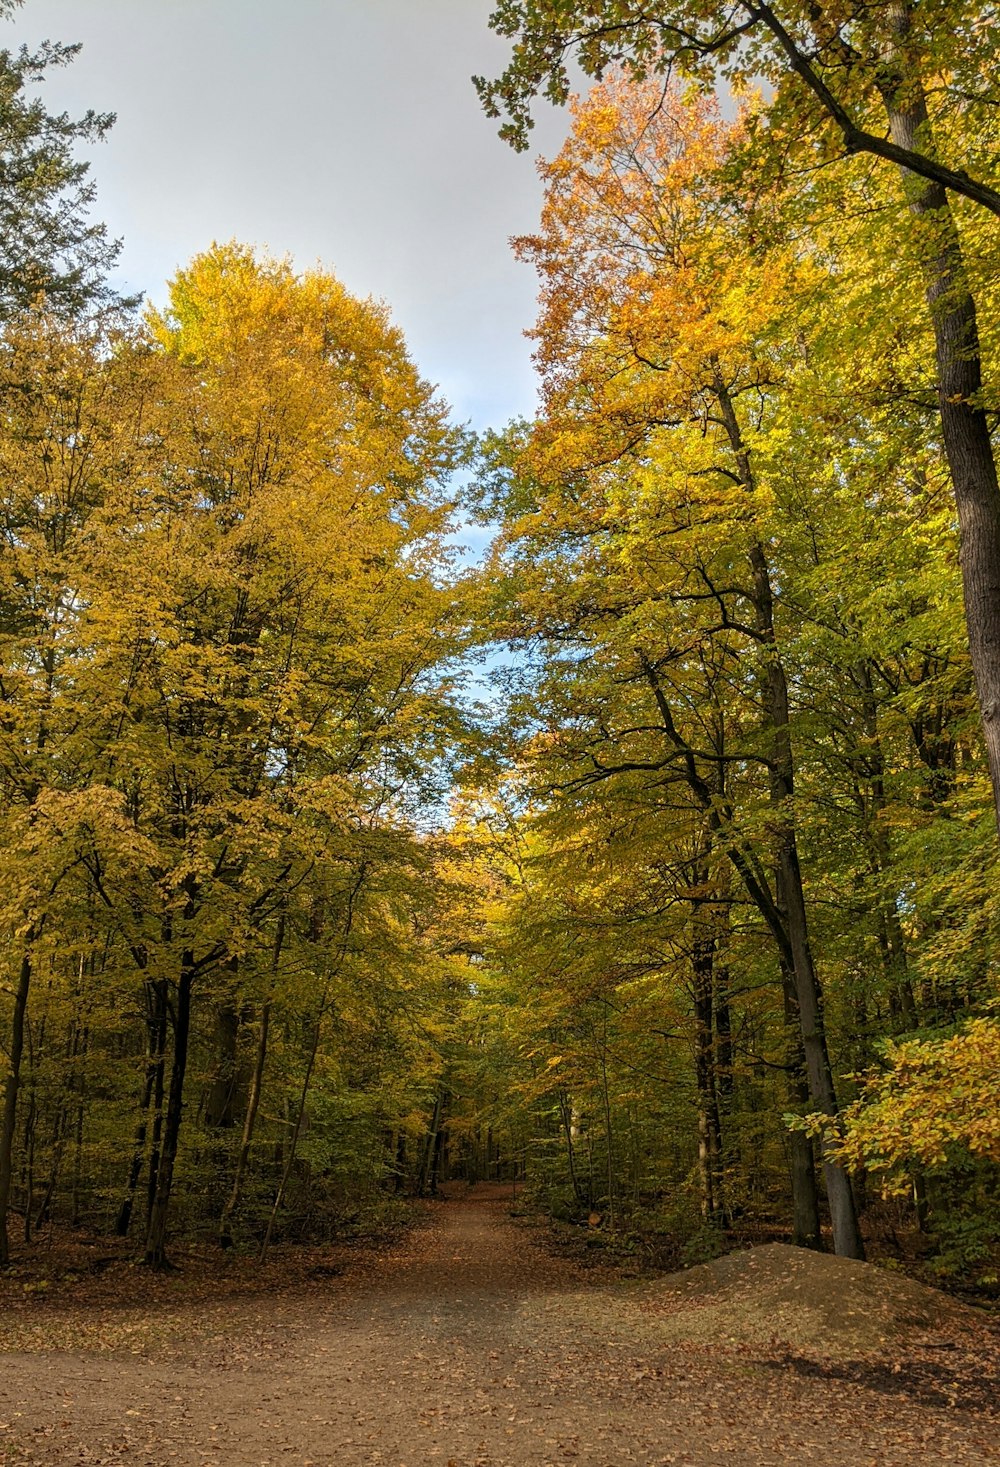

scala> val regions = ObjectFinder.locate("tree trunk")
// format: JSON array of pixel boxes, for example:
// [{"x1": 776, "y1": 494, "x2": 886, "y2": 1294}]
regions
[
  {"x1": 713, "y1": 365, "x2": 864, "y2": 1260},
  {"x1": 880, "y1": 11, "x2": 1000, "y2": 834},
  {"x1": 596, "y1": 1013, "x2": 615, "y2": 1228},
  {"x1": 558, "y1": 1090, "x2": 585, "y2": 1207},
  {"x1": 0, "y1": 949, "x2": 32, "y2": 1267},
  {"x1": 204, "y1": 991, "x2": 242, "y2": 1131},
  {"x1": 692, "y1": 922, "x2": 723, "y2": 1223},
  {"x1": 393, "y1": 1130, "x2": 407, "y2": 1192},
  {"x1": 418, "y1": 1091, "x2": 446, "y2": 1197},
  {"x1": 855, "y1": 662, "x2": 918, "y2": 1028},
  {"x1": 117, "y1": 979, "x2": 166, "y2": 1238},
  {"x1": 144, "y1": 982, "x2": 168, "y2": 1237},
  {"x1": 144, "y1": 964, "x2": 194, "y2": 1269},
  {"x1": 780, "y1": 959, "x2": 822, "y2": 1250},
  {"x1": 779, "y1": 842, "x2": 865, "y2": 1257},
  {"x1": 429, "y1": 1094, "x2": 450, "y2": 1196}
]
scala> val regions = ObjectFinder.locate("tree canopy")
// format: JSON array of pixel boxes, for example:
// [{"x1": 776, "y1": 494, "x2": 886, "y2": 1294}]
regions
[{"x1": 0, "y1": 1, "x2": 997, "y2": 1294}]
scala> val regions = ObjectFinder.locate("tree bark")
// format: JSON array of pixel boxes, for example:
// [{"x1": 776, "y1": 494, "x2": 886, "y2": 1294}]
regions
[
  {"x1": 712, "y1": 365, "x2": 864, "y2": 1259},
  {"x1": 144, "y1": 982, "x2": 167, "y2": 1236},
  {"x1": 0, "y1": 948, "x2": 33, "y2": 1267},
  {"x1": 780, "y1": 958, "x2": 822, "y2": 1250},
  {"x1": 429, "y1": 1093, "x2": 450, "y2": 1195},
  {"x1": 117, "y1": 978, "x2": 167, "y2": 1237},
  {"x1": 204, "y1": 991, "x2": 242, "y2": 1131},
  {"x1": 393, "y1": 1130, "x2": 407, "y2": 1192},
  {"x1": 418, "y1": 1090, "x2": 446, "y2": 1198},
  {"x1": 558, "y1": 1090, "x2": 585, "y2": 1207},
  {"x1": 144, "y1": 964, "x2": 194, "y2": 1269},
  {"x1": 879, "y1": 9, "x2": 1000, "y2": 835},
  {"x1": 692, "y1": 920, "x2": 723, "y2": 1223}
]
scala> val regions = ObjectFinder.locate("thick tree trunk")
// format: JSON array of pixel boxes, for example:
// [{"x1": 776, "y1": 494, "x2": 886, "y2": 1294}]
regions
[
  {"x1": 204, "y1": 992, "x2": 242, "y2": 1131},
  {"x1": 880, "y1": 14, "x2": 1000, "y2": 833},
  {"x1": 0, "y1": 949, "x2": 32, "y2": 1267},
  {"x1": 144, "y1": 965, "x2": 194, "y2": 1269},
  {"x1": 788, "y1": 1115, "x2": 821, "y2": 1250}
]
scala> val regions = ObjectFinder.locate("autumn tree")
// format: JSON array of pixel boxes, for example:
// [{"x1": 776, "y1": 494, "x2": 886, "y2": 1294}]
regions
[
  {"x1": 478, "y1": 0, "x2": 1000, "y2": 838},
  {"x1": 481, "y1": 78, "x2": 871, "y2": 1255},
  {"x1": 466, "y1": 62, "x2": 998, "y2": 1263},
  {"x1": 0, "y1": 308, "x2": 154, "y2": 1267},
  {"x1": 0, "y1": 245, "x2": 468, "y2": 1266}
]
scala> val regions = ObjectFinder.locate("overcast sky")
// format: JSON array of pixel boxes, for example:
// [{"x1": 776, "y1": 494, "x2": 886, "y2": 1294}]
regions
[{"x1": 13, "y1": 0, "x2": 572, "y2": 433}]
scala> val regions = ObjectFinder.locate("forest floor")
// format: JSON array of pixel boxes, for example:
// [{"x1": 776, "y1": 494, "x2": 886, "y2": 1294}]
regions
[{"x1": 0, "y1": 1184, "x2": 997, "y2": 1467}]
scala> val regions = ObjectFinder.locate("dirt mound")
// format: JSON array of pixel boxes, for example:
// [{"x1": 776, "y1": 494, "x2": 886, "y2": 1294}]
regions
[{"x1": 642, "y1": 1243, "x2": 979, "y2": 1356}]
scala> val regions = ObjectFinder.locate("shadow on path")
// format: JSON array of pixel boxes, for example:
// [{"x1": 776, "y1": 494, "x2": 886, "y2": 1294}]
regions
[{"x1": 0, "y1": 1189, "x2": 996, "y2": 1467}]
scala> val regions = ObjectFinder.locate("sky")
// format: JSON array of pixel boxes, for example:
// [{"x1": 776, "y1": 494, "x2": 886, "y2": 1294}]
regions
[{"x1": 12, "y1": 0, "x2": 573, "y2": 434}]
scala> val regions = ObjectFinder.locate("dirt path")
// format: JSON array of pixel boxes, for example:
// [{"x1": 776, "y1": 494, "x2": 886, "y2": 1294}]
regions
[{"x1": 1, "y1": 1193, "x2": 996, "y2": 1467}]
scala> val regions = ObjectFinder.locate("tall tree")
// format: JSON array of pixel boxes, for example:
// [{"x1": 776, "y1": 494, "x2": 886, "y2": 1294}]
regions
[
  {"x1": 490, "y1": 78, "x2": 867, "y2": 1253},
  {"x1": 0, "y1": 308, "x2": 151, "y2": 1266},
  {"x1": 0, "y1": 0, "x2": 122, "y2": 315},
  {"x1": 478, "y1": 0, "x2": 1000, "y2": 839},
  {"x1": 0, "y1": 246, "x2": 467, "y2": 1265}
]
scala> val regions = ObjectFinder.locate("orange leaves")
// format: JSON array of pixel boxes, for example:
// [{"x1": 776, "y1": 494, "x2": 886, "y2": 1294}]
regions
[{"x1": 502, "y1": 70, "x2": 812, "y2": 577}]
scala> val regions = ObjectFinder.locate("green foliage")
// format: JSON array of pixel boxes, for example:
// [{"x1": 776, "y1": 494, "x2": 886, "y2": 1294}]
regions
[
  {"x1": 452, "y1": 57, "x2": 1000, "y2": 1280},
  {"x1": 0, "y1": 247, "x2": 470, "y2": 1263},
  {"x1": 2, "y1": 3, "x2": 1000, "y2": 1295},
  {"x1": 924, "y1": 1181, "x2": 1000, "y2": 1284},
  {"x1": 0, "y1": 3, "x2": 124, "y2": 315}
]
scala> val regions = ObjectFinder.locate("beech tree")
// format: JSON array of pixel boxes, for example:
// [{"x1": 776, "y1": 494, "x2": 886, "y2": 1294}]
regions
[
  {"x1": 478, "y1": 0, "x2": 1000, "y2": 839},
  {"x1": 0, "y1": 246, "x2": 467, "y2": 1266},
  {"x1": 0, "y1": 309, "x2": 150, "y2": 1267},
  {"x1": 1, "y1": 11, "x2": 997, "y2": 1287},
  {"x1": 463, "y1": 66, "x2": 996, "y2": 1265},
  {"x1": 486, "y1": 78, "x2": 873, "y2": 1253}
]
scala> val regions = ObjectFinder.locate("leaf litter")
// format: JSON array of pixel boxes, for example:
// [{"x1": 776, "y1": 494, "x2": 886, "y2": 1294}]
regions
[{"x1": 0, "y1": 1188, "x2": 996, "y2": 1466}]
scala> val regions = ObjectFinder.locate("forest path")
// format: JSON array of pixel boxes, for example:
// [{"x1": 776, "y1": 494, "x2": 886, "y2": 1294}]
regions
[{"x1": 1, "y1": 1189, "x2": 996, "y2": 1467}]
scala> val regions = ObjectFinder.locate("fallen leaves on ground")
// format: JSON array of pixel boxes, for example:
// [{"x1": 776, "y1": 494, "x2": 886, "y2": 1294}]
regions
[{"x1": 0, "y1": 1191, "x2": 996, "y2": 1466}]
